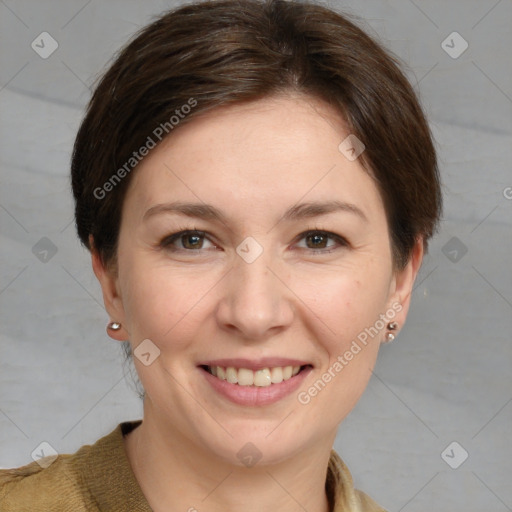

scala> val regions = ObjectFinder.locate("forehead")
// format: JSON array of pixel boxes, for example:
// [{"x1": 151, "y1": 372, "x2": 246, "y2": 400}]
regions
[{"x1": 124, "y1": 95, "x2": 385, "y2": 225}]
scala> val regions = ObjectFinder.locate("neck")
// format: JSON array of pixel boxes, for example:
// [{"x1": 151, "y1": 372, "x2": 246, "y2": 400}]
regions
[{"x1": 124, "y1": 403, "x2": 334, "y2": 512}]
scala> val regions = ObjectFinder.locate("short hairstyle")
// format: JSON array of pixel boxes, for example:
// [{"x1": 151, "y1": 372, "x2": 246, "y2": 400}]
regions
[{"x1": 71, "y1": 0, "x2": 442, "y2": 272}]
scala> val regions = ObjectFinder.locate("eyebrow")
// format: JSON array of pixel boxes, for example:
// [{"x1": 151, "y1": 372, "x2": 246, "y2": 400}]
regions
[{"x1": 143, "y1": 200, "x2": 368, "y2": 224}]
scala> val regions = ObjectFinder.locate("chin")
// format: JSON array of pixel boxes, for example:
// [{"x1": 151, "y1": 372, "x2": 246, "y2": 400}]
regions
[{"x1": 199, "y1": 418, "x2": 310, "y2": 468}]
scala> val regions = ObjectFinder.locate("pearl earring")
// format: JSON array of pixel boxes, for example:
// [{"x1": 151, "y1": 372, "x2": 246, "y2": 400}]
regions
[
  {"x1": 107, "y1": 321, "x2": 121, "y2": 331},
  {"x1": 384, "y1": 321, "x2": 398, "y2": 342}
]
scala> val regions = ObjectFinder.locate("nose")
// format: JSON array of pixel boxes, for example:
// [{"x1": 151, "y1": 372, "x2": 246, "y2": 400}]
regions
[{"x1": 215, "y1": 247, "x2": 294, "y2": 340}]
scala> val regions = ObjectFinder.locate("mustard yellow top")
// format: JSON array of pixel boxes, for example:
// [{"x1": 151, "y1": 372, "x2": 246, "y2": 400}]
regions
[{"x1": 0, "y1": 420, "x2": 386, "y2": 511}]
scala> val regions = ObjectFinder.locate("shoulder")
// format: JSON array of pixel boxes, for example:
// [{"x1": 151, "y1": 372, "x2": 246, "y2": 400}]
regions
[
  {"x1": 0, "y1": 420, "x2": 146, "y2": 512},
  {"x1": 0, "y1": 454, "x2": 92, "y2": 511}
]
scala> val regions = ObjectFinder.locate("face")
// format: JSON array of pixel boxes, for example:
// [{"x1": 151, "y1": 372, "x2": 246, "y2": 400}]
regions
[{"x1": 94, "y1": 94, "x2": 422, "y2": 466}]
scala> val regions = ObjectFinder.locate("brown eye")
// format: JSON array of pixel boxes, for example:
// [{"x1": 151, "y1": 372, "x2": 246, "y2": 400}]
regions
[
  {"x1": 161, "y1": 230, "x2": 214, "y2": 251},
  {"x1": 305, "y1": 232, "x2": 329, "y2": 249},
  {"x1": 296, "y1": 230, "x2": 348, "y2": 254},
  {"x1": 180, "y1": 233, "x2": 204, "y2": 249}
]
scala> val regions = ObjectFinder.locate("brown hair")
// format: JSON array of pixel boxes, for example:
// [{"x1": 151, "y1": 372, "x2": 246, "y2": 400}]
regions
[{"x1": 71, "y1": 0, "x2": 442, "y2": 271}]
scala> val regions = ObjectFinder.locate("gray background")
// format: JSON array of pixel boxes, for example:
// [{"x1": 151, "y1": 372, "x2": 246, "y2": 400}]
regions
[{"x1": 1, "y1": 0, "x2": 511, "y2": 510}]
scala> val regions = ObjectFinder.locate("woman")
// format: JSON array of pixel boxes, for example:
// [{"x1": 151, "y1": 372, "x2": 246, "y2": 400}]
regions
[{"x1": 0, "y1": 0, "x2": 441, "y2": 510}]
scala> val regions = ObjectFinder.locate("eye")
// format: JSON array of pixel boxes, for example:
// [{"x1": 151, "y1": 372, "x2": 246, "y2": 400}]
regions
[
  {"x1": 294, "y1": 230, "x2": 348, "y2": 254},
  {"x1": 160, "y1": 230, "x2": 216, "y2": 252},
  {"x1": 160, "y1": 228, "x2": 348, "y2": 255}
]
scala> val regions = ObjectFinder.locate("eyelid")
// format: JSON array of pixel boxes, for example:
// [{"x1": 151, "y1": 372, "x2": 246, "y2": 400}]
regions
[
  {"x1": 160, "y1": 229, "x2": 216, "y2": 251},
  {"x1": 292, "y1": 229, "x2": 349, "y2": 253},
  {"x1": 159, "y1": 228, "x2": 349, "y2": 253}
]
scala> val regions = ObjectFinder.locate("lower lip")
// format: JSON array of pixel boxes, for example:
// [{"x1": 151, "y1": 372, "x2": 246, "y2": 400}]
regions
[{"x1": 199, "y1": 366, "x2": 313, "y2": 406}]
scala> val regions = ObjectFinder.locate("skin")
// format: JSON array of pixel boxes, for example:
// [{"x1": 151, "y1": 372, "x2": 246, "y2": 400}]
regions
[{"x1": 92, "y1": 93, "x2": 423, "y2": 512}]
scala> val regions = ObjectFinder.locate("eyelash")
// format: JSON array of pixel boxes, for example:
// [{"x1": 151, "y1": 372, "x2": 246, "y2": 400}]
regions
[{"x1": 159, "y1": 226, "x2": 349, "y2": 255}]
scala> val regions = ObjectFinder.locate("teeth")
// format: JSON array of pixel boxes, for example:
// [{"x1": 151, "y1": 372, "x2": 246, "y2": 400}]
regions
[
  {"x1": 208, "y1": 365, "x2": 303, "y2": 386},
  {"x1": 270, "y1": 367, "x2": 283, "y2": 384},
  {"x1": 226, "y1": 367, "x2": 238, "y2": 384},
  {"x1": 253, "y1": 368, "x2": 272, "y2": 387},
  {"x1": 238, "y1": 368, "x2": 254, "y2": 386}
]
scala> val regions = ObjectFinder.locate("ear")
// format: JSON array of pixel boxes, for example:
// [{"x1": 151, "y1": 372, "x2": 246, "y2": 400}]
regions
[
  {"x1": 385, "y1": 237, "x2": 424, "y2": 339},
  {"x1": 90, "y1": 235, "x2": 130, "y2": 341}
]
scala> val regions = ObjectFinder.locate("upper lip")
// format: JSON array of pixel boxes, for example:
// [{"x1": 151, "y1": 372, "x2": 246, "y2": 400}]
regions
[{"x1": 198, "y1": 358, "x2": 312, "y2": 371}]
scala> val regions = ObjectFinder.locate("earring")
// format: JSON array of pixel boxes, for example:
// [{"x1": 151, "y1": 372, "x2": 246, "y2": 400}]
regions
[
  {"x1": 107, "y1": 321, "x2": 121, "y2": 331},
  {"x1": 384, "y1": 321, "x2": 398, "y2": 342}
]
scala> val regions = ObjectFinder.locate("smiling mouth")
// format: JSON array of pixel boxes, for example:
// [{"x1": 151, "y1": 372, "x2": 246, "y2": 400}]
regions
[{"x1": 200, "y1": 364, "x2": 312, "y2": 387}]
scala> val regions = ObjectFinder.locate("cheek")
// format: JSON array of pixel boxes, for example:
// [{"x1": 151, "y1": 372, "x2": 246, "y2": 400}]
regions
[
  {"x1": 118, "y1": 240, "x2": 392, "y2": 358},
  {"x1": 294, "y1": 271, "x2": 384, "y2": 422},
  {"x1": 292, "y1": 263, "x2": 390, "y2": 339},
  {"x1": 119, "y1": 257, "x2": 220, "y2": 348}
]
